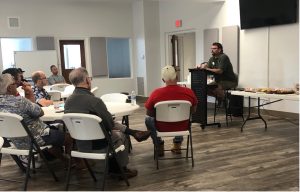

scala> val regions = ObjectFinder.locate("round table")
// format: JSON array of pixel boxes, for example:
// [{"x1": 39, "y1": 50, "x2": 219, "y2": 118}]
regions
[{"x1": 40, "y1": 102, "x2": 140, "y2": 122}]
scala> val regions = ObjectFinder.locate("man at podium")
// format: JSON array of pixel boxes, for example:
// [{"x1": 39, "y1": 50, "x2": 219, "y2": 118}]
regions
[{"x1": 197, "y1": 42, "x2": 237, "y2": 102}]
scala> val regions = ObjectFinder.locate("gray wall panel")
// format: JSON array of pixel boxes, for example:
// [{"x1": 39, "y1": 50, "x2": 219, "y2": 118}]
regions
[
  {"x1": 36, "y1": 36, "x2": 55, "y2": 50},
  {"x1": 90, "y1": 37, "x2": 108, "y2": 77},
  {"x1": 222, "y1": 25, "x2": 239, "y2": 74},
  {"x1": 203, "y1": 28, "x2": 219, "y2": 62}
]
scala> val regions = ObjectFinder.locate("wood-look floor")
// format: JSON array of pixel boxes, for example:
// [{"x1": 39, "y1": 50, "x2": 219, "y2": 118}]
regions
[{"x1": 0, "y1": 103, "x2": 298, "y2": 191}]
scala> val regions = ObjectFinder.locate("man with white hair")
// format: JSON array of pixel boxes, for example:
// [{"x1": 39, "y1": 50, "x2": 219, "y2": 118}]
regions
[
  {"x1": 0, "y1": 73, "x2": 72, "y2": 164},
  {"x1": 144, "y1": 65, "x2": 198, "y2": 156}
]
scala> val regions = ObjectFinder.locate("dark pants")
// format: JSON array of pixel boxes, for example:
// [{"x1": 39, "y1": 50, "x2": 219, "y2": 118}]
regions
[{"x1": 145, "y1": 116, "x2": 183, "y2": 144}]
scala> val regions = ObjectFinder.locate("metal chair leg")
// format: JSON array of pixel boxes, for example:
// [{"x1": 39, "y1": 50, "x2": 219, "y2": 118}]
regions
[
  {"x1": 65, "y1": 156, "x2": 72, "y2": 191},
  {"x1": 84, "y1": 159, "x2": 97, "y2": 182}
]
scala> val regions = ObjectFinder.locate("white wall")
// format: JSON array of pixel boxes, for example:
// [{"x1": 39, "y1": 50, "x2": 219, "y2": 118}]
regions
[
  {"x1": 0, "y1": 0, "x2": 135, "y2": 95},
  {"x1": 158, "y1": 0, "x2": 299, "y2": 113},
  {"x1": 0, "y1": 0, "x2": 132, "y2": 37},
  {"x1": 0, "y1": 0, "x2": 299, "y2": 113},
  {"x1": 159, "y1": 0, "x2": 224, "y2": 70},
  {"x1": 132, "y1": 0, "x2": 146, "y2": 79},
  {"x1": 143, "y1": 0, "x2": 161, "y2": 96}
]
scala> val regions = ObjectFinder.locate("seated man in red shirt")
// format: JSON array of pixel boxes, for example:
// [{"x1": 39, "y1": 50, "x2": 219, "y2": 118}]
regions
[{"x1": 145, "y1": 65, "x2": 198, "y2": 156}]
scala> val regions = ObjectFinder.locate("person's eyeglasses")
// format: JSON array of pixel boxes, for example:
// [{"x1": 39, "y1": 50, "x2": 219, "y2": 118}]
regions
[{"x1": 39, "y1": 77, "x2": 47, "y2": 80}]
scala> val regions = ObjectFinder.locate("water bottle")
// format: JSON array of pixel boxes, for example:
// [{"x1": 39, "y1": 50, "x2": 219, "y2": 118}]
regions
[{"x1": 131, "y1": 91, "x2": 136, "y2": 105}]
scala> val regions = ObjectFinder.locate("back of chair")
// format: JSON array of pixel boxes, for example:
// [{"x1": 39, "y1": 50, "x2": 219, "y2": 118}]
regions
[
  {"x1": 0, "y1": 112, "x2": 28, "y2": 138},
  {"x1": 48, "y1": 91, "x2": 62, "y2": 101},
  {"x1": 51, "y1": 83, "x2": 70, "y2": 92},
  {"x1": 91, "y1": 86, "x2": 99, "y2": 94},
  {"x1": 100, "y1": 93, "x2": 128, "y2": 103},
  {"x1": 154, "y1": 100, "x2": 192, "y2": 122},
  {"x1": 62, "y1": 113, "x2": 105, "y2": 141},
  {"x1": 43, "y1": 85, "x2": 52, "y2": 92},
  {"x1": 64, "y1": 85, "x2": 75, "y2": 94},
  {"x1": 0, "y1": 136, "x2": 4, "y2": 149}
]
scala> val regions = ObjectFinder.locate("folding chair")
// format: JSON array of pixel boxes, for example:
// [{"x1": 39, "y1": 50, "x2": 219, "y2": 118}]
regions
[
  {"x1": 100, "y1": 93, "x2": 128, "y2": 103},
  {"x1": 62, "y1": 113, "x2": 129, "y2": 191},
  {"x1": 91, "y1": 86, "x2": 99, "y2": 94},
  {"x1": 48, "y1": 90, "x2": 62, "y2": 101},
  {"x1": 0, "y1": 112, "x2": 58, "y2": 190},
  {"x1": 0, "y1": 137, "x2": 3, "y2": 149},
  {"x1": 100, "y1": 93, "x2": 133, "y2": 152},
  {"x1": 154, "y1": 100, "x2": 194, "y2": 169},
  {"x1": 50, "y1": 83, "x2": 70, "y2": 92},
  {"x1": 63, "y1": 85, "x2": 75, "y2": 94}
]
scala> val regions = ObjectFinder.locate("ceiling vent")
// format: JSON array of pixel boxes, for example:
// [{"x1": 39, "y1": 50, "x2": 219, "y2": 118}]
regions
[{"x1": 8, "y1": 17, "x2": 20, "y2": 28}]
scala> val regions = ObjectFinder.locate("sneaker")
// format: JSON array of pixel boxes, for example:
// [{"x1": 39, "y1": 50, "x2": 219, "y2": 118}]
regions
[
  {"x1": 171, "y1": 142, "x2": 182, "y2": 154},
  {"x1": 19, "y1": 155, "x2": 42, "y2": 169},
  {"x1": 132, "y1": 130, "x2": 151, "y2": 142},
  {"x1": 157, "y1": 141, "x2": 164, "y2": 157}
]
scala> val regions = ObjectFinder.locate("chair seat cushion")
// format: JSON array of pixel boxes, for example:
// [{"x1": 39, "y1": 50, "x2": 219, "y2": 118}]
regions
[
  {"x1": 71, "y1": 150, "x2": 107, "y2": 160},
  {"x1": 157, "y1": 130, "x2": 190, "y2": 137},
  {"x1": 0, "y1": 144, "x2": 52, "y2": 156}
]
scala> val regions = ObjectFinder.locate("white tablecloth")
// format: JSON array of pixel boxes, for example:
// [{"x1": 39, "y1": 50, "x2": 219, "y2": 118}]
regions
[
  {"x1": 41, "y1": 102, "x2": 140, "y2": 122},
  {"x1": 230, "y1": 91, "x2": 299, "y2": 101}
]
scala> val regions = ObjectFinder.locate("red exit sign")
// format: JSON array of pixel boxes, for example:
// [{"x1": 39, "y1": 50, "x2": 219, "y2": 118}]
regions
[{"x1": 175, "y1": 19, "x2": 182, "y2": 28}]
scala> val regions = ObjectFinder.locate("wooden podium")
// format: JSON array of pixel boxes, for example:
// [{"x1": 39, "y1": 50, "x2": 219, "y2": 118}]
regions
[{"x1": 189, "y1": 68, "x2": 221, "y2": 129}]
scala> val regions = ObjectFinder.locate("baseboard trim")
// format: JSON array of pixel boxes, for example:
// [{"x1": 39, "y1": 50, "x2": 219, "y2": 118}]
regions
[
  {"x1": 137, "y1": 96, "x2": 148, "y2": 103},
  {"x1": 259, "y1": 109, "x2": 299, "y2": 119}
]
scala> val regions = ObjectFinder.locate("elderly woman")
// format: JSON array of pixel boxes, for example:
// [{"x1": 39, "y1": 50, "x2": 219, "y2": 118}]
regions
[{"x1": 0, "y1": 73, "x2": 72, "y2": 164}]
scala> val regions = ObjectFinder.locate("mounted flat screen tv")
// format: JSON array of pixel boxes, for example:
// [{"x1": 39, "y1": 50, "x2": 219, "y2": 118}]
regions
[{"x1": 239, "y1": 0, "x2": 298, "y2": 29}]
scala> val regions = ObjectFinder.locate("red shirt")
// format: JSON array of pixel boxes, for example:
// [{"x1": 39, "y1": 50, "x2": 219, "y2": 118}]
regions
[{"x1": 145, "y1": 85, "x2": 198, "y2": 132}]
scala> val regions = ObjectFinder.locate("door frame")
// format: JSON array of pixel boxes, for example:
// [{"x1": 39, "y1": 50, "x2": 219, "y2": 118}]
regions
[
  {"x1": 164, "y1": 29, "x2": 197, "y2": 81},
  {"x1": 59, "y1": 40, "x2": 86, "y2": 83}
]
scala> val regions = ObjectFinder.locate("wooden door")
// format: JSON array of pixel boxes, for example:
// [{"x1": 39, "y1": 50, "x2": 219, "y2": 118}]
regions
[{"x1": 59, "y1": 40, "x2": 86, "y2": 83}]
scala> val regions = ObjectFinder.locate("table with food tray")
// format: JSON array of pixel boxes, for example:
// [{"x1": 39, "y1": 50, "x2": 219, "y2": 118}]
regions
[{"x1": 230, "y1": 90, "x2": 299, "y2": 132}]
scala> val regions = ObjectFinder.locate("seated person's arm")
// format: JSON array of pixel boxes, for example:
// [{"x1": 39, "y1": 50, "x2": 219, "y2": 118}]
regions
[
  {"x1": 146, "y1": 109, "x2": 154, "y2": 117},
  {"x1": 205, "y1": 66, "x2": 223, "y2": 74},
  {"x1": 38, "y1": 109, "x2": 44, "y2": 117},
  {"x1": 47, "y1": 77, "x2": 54, "y2": 85},
  {"x1": 37, "y1": 98, "x2": 53, "y2": 107},
  {"x1": 22, "y1": 83, "x2": 35, "y2": 103},
  {"x1": 24, "y1": 99, "x2": 45, "y2": 118},
  {"x1": 191, "y1": 106, "x2": 197, "y2": 114}
]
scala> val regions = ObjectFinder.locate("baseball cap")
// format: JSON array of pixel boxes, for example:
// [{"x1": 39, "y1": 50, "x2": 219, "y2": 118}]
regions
[{"x1": 18, "y1": 68, "x2": 25, "y2": 73}]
